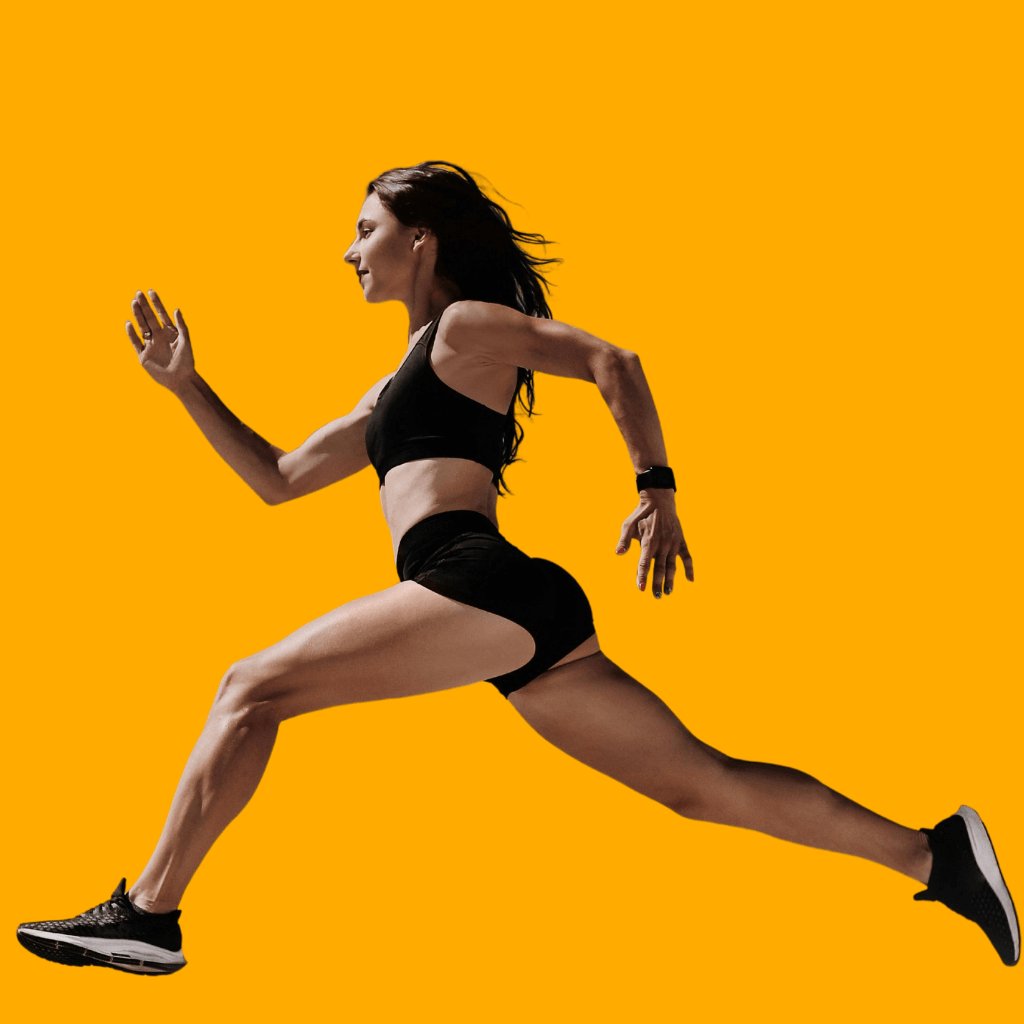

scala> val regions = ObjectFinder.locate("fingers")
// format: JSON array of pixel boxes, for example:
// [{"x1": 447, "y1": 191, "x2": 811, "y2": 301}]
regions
[
  {"x1": 640, "y1": 547, "x2": 669, "y2": 599},
  {"x1": 636, "y1": 519, "x2": 656, "y2": 593},
  {"x1": 174, "y1": 307, "x2": 189, "y2": 344},
  {"x1": 126, "y1": 320, "x2": 145, "y2": 354},
  {"x1": 642, "y1": 548, "x2": 679, "y2": 598},
  {"x1": 132, "y1": 291, "x2": 160, "y2": 337},
  {"x1": 663, "y1": 554, "x2": 677, "y2": 596},
  {"x1": 616, "y1": 511, "x2": 639, "y2": 555},
  {"x1": 623, "y1": 509, "x2": 672, "y2": 598},
  {"x1": 681, "y1": 541, "x2": 694, "y2": 583},
  {"x1": 618, "y1": 500, "x2": 700, "y2": 596},
  {"x1": 638, "y1": 530, "x2": 694, "y2": 598},
  {"x1": 658, "y1": 547, "x2": 692, "y2": 595},
  {"x1": 125, "y1": 289, "x2": 186, "y2": 379},
  {"x1": 147, "y1": 289, "x2": 175, "y2": 330}
]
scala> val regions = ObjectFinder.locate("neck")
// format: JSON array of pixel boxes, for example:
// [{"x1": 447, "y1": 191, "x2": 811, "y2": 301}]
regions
[{"x1": 404, "y1": 270, "x2": 461, "y2": 340}]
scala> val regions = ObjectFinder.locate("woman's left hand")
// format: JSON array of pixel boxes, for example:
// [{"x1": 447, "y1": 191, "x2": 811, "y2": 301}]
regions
[{"x1": 616, "y1": 490, "x2": 694, "y2": 597}]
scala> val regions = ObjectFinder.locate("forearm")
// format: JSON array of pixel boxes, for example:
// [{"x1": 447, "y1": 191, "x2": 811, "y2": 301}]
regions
[
  {"x1": 172, "y1": 373, "x2": 286, "y2": 503},
  {"x1": 594, "y1": 351, "x2": 671, "y2": 477}
]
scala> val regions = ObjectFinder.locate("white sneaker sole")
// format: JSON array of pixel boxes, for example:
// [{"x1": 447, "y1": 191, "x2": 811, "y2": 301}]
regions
[
  {"x1": 17, "y1": 927, "x2": 186, "y2": 974},
  {"x1": 956, "y1": 805, "x2": 1020, "y2": 964}
]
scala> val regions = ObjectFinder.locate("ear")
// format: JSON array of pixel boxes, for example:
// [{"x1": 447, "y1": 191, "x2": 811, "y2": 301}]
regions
[{"x1": 411, "y1": 225, "x2": 433, "y2": 251}]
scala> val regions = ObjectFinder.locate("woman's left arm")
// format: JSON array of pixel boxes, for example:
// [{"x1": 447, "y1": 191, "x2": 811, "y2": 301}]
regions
[
  {"x1": 441, "y1": 301, "x2": 694, "y2": 598},
  {"x1": 601, "y1": 351, "x2": 694, "y2": 596}
]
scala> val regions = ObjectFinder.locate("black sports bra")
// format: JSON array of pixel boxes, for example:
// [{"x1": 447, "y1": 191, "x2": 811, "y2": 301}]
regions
[{"x1": 364, "y1": 308, "x2": 515, "y2": 488}]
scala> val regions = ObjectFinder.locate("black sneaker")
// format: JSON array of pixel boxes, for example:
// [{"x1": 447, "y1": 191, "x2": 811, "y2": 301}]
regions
[
  {"x1": 913, "y1": 805, "x2": 1019, "y2": 966},
  {"x1": 16, "y1": 878, "x2": 186, "y2": 975}
]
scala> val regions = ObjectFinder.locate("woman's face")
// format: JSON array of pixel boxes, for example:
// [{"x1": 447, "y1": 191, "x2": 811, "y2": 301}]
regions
[{"x1": 343, "y1": 191, "x2": 424, "y2": 303}]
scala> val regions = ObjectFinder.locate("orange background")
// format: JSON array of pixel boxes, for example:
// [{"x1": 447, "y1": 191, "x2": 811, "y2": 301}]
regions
[{"x1": 3, "y1": 0, "x2": 1020, "y2": 1016}]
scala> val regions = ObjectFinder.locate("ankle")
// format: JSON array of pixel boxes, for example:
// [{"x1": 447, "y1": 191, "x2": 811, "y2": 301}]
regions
[
  {"x1": 127, "y1": 887, "x2": 178, "y2": 915},
  {"x1": 910, "y1": 829, "x2": 934, "y2": 886}
]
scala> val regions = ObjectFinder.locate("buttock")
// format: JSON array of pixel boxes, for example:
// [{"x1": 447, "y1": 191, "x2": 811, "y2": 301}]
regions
[{"x1": 395, "y1": 510, "x2": 597, "y2": 698}]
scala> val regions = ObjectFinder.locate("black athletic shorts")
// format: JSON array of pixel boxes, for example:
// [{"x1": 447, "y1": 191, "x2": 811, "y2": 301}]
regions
[{"x1": 395, "y1": 509, "x2": 597, "y2": 697}]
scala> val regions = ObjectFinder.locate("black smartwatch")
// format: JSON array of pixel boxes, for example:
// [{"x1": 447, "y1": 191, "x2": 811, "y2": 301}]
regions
[{"x1": 636, "y1": 465, "x2": 676, "y2": 492}]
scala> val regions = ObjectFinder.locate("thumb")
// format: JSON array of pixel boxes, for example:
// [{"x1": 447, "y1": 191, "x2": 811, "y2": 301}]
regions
[
  {"x1": 615, "y1": 524, "x2": 633, "y2": 555},
  {"x1": 174, "y1": 308, "x2": 189, "y2": 341}
]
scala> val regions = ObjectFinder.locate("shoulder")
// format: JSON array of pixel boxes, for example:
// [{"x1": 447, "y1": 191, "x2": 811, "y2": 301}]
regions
[
  {"x1": 443, "y1": 300, "x2": 530, "y2": 334},
  {"x1": 440, "y1": 301, "x2": 533, "y2": 361},
  {"x1": 443, "y1": 301, "x2": 628, "y2": 382},
  {"x1": 353, "y1": 372, "x2": 395, "y2": 414}
]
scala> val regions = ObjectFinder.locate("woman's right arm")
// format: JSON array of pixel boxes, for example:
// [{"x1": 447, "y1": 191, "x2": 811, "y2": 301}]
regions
[
  {"x1": 127, "y1": 289, "x2": 382, "y2": 505},
  {"x1": 173, "y1": 373, "x2": 385, "y2": 505}
]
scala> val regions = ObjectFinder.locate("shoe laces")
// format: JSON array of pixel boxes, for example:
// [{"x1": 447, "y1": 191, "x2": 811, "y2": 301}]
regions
[{"x1": 74, "y1": 879, "x2": 134, "y2": 925}]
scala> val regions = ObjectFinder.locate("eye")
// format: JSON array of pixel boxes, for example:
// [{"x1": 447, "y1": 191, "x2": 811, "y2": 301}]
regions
[{"x1": 361, "y1": 227, "x2": 373, "y2": 238}]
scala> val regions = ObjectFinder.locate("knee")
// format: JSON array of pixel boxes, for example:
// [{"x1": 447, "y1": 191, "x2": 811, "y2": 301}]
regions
[{"x1": 212, "y1": 657, "x2": 281, "y2": 726}]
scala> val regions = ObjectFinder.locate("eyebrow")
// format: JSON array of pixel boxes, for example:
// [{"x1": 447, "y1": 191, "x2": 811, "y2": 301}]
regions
[{"x1": 356, "y1": 218, "x2": 373, "y2": 231}]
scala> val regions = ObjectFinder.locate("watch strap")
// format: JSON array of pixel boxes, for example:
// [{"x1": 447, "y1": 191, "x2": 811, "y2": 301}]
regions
[{"x1": 636, "y1": 465, "x2": 676, "y2": 492}]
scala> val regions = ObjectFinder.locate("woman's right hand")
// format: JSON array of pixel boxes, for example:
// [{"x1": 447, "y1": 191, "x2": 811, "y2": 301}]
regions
[{"x1": 126, "y1": 289, "x2": 196, "y2": 393}]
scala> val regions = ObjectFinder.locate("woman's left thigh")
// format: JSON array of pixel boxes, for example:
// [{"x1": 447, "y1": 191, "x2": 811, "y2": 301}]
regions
[{"x1": 226, "y1": 580, "x2": 536, "y2": 720}]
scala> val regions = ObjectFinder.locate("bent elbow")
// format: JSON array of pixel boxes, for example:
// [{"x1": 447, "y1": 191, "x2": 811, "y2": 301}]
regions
[
  {"x1": 589, "y1": 345, "x2": 639, "y2": 387},
  {"x1": 260, "y1": 479, "x2": 291, "y2": 506},
  {"x1": 585, "y1": 350, "x2": 630, "y2": 385},
  {"x1": 609, "y1": 347, "x2": 641, "y2": 378}
]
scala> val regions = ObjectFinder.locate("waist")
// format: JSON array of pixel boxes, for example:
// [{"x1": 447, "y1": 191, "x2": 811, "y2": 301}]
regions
[{"x1": 396, "y1": 510, "x2": 501, "y2": 580}]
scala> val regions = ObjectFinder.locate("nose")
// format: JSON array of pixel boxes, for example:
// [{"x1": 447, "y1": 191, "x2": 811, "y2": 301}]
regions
[{"x1": 343, "y1": 243, "x2": 358, "y2": 266}]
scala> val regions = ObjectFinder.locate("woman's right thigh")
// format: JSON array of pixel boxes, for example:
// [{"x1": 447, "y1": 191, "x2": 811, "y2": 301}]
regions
[{"x1": 219, "y1": 580, "x2": 537, "y2": 721}]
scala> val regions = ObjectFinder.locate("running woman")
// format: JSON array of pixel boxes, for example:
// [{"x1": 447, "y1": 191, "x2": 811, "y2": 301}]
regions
[{"x1": 16, "y1": 162, "x2": 1019, "y2": 973}]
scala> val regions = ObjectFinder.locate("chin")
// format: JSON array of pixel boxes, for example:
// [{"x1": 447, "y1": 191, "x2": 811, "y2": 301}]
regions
[
  {"x1": 358, "y1": 280, "x2": 378, "y2": 302},
  {"x1": 363, "y1": 285, "x2": 397, "y2": 305}
]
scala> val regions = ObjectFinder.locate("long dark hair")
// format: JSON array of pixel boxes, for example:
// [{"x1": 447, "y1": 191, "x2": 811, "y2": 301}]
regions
[{"x1": 367, "y1": 160, "x2": 560, "y2": 497}]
